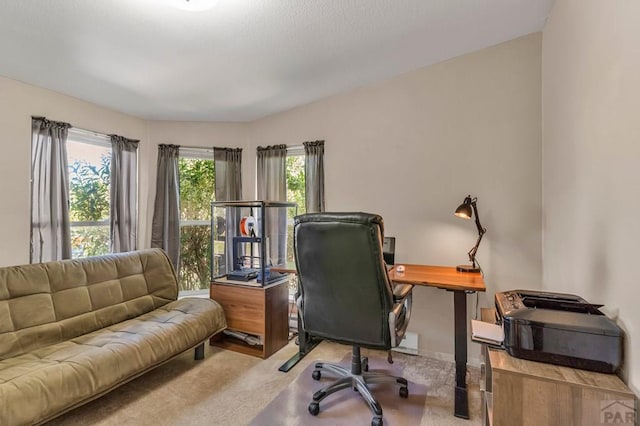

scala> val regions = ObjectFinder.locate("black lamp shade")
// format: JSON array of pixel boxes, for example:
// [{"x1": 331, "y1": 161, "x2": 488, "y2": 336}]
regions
[{"x1": 454, "y1": 197, "x2": 473, "y2": 219}]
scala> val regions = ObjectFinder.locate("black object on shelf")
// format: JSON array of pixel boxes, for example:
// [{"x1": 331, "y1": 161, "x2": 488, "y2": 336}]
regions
[{"x1": 227, "y1": 268, "x2": 259, "y2": 281}]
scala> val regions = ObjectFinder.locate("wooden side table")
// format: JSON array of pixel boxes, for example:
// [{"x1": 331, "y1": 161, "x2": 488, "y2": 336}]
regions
[
  {"x1": 483, "y1": 347, "x2": 636, "y2": 425},
  {"x1": 209, "y1": 279, "x2": 289, "y2": 359}
]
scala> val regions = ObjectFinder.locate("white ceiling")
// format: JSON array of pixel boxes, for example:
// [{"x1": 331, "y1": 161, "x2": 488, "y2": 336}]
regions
[{"x1": 0, "y1": 0, "x2": 555, "y2": 122}]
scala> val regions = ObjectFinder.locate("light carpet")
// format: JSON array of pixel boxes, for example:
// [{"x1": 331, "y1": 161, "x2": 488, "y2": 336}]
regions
[{"x1": 47, "y1": 340, "x2": 482, "y2": 426}]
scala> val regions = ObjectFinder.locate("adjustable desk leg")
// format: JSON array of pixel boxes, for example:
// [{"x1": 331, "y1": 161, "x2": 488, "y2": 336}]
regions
[{"x1": 453, "y1": 290, "x2": 470, "y2": 419}]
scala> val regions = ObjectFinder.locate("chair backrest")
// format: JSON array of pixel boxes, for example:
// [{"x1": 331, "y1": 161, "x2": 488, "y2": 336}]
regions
[{"x1": 294, "y1": 212, "x2": 394, "y2": 350}]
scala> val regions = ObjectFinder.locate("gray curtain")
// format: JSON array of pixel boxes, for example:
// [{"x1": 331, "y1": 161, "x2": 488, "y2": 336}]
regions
[
  {"x1": 110, "y1": 135, "x2": 139, "y2": 253},
  {"x1": 214, "y1": 147, "x2": 243, "y2": 274},
  {"x1": 214, "y1": 147, "x2": 242, "y2": 201},
  {"x1": 257, "y1": 145, "x2": 287, "y2": 266},
  {"x1": 304, "y1": 140, "x2": 325, "y2": 213},
  {"x1": 30, "y1": 117, "x2": 72, "y2": 263},
  {"x1": 151, "y1": 144, "x2": 180, "y2": 268},
  {"x1": 257, "y1": 144, "x2": 287, "y2": 201}
]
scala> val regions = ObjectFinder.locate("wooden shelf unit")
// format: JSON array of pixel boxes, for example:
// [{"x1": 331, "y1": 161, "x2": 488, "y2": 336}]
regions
[{"x1": 209, "y1": 279, "x2": 289, "y2": 359}]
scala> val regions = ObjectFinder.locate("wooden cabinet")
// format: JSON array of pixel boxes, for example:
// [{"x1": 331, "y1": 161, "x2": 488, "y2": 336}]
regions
[
  {"x1": 209, "y1": 279, "x2": 289, "y2": 359},
  {"x1": 481, "y1": 344, "x2": 636, "y2": 426}
]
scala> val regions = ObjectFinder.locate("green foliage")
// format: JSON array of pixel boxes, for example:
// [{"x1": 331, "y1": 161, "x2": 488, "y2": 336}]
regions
[
  {"x1": 69, "y1": 156, "x2": 110, "y2": 222},
  {"x1": 69, "y1": 155, "x2": 111, "y2": 258},
  {"x1": 286, "y1": 155, "x2": 306, "y2": 217},
  {"x1": 286, "y1": 155, "x2": 306, "y2": 263},
  {"x1": 179, "y1": 225, "x2": 212, "y2": 291},
  {"x1": 179, "y1": 158, "x2": 215, "y2": 221},
  {"x1": 71, "y1": 226, "x2": 110, "y2": 258},
  {"x1": 178, "y1": 158, "x2": 215, "y2": 291}
]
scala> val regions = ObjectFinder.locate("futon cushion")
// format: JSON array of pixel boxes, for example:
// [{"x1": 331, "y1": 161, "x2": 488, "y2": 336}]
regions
[
  {"x1": 0, "y1": 297, "x2": 226, "y2": 425},
  {"x1": 0, "y1": 249, "x2": 178, "y2": 360}
]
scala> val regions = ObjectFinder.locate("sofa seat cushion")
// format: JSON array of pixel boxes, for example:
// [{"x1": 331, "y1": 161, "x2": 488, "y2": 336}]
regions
[{"x1": 0, "y1": 297, "x2": 226, "y2": 425}]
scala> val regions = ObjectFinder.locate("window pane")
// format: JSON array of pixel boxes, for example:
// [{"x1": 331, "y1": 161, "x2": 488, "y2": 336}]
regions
[
  {"x1": 286, "y1": 155, "x2": 305, "y2": 264},
  {"x1": 179, "y1": 158, "x2": 215, "y2": 221},
  {"x1": 178, "y1": 157, "x2": 215, "y2": 293},
  {"x1": 71, "y1": 224, "x2": 110, "y2": 258},
  {"x1": 179, "y1": 223, "x2": 212, "y2": 291},
  {"x1": 286, "y1": 155, "x2": 306, "y2": 216},
  {"x1": 67, "y1": 139, "x2": 111, "y2": 258}
]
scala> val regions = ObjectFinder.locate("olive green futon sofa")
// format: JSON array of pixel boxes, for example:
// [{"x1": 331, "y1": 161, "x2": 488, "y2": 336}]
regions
[{"x1": 0, "y1": 248, "x2": 226, "y2": 425}]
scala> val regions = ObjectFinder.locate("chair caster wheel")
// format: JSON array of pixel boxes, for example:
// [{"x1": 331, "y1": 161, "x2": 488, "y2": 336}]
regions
[
  {"x1": 371, "y1": 417, "x2": 383, "y2": 426},
  {"x1": 399, "y1": 386, "x2": 409, "y2": 398},
  {"x1": 308, "y1": 402, "x2": 320, "y2": 416},
  {"x1": 312, "y1": 370, "x2": 321, "y2": 381}
]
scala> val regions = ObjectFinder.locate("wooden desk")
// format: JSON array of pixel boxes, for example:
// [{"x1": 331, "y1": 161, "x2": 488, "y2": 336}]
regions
[{"x1": 388, "y1": 264, "x2": 486, "y2": 420}]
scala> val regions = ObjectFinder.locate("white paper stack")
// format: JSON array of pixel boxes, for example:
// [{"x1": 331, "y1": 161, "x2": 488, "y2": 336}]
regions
[{"x1": 471, "y1": 320, "x2": 504, "y2": 346}]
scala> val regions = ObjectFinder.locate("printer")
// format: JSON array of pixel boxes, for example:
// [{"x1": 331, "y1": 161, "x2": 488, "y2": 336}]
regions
[{"x1": 495, "y1": 290, "x2": 623, "y2": 373}]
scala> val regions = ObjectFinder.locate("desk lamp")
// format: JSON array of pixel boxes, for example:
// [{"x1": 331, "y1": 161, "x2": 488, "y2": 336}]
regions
[{"x1": 454, "y1": 195, "x2": 486, "y2": 273}]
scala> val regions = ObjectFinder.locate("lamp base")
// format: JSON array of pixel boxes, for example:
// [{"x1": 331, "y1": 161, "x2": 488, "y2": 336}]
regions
[{"x1": 456, "y1": 264, "x2": 481, "y2": 273}]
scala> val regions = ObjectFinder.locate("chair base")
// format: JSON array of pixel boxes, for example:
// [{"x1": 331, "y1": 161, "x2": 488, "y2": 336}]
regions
[{"x1": 308, "y1": 347, "x2": 408, "y2": 426}]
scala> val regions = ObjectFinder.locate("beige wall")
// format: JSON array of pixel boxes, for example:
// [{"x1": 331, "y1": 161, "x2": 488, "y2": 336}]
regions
[
  {"x1": 0, "y1": 76, "x2": 147, "y2": 267},
  {"x1": 543, "y1": 0, "x2": 640, "y2": 393},
  {"x1": 0, "y1": 33, "x2": 543, "y2": 363},
  {"x1": 247, "y1": 33, "x2": 543, "y2": 359}
]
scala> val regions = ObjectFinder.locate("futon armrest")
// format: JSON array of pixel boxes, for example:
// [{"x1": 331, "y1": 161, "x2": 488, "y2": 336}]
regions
[{"x1": 393, "y1": 283, "x2": 413, "y2": 303}]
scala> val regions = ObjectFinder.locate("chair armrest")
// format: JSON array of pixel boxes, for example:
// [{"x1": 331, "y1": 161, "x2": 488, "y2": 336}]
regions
[
  {"x1": 389, "y1": 284, "x2": 413, "y2": 347},
  {"x1": 393, "y1": 283, "x2": 413, "y2": 303}
]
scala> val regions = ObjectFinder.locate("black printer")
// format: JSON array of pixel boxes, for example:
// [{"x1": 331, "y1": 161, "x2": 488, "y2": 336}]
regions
[{"x1": 495, "y1": 290, "x2": 623, "y2": 373}]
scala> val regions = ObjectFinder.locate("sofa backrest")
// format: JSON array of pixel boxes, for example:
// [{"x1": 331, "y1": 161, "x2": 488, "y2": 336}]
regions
[{"x1": 0, "y1": 248, "x2": 178, "y2": 360}]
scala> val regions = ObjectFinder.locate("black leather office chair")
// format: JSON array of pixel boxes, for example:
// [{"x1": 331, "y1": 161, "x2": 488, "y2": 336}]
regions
[{"x1": 294, "y1": 212, "x2": 414, "y2": 426}]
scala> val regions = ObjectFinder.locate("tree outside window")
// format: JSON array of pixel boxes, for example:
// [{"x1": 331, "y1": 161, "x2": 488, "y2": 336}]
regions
[
  {"x1": 178, "y1": 156, "x2": 215, "y2": 293},
  {"x1": 67, "y1": 137, "x2": 111, "y2": 258},
  {"x1": 286, "y1": 154, "x2": 305, "y2": 264}
]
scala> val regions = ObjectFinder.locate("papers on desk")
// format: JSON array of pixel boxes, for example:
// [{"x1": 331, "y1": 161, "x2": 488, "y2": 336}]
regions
[{"x1": 471, "y1": 320, "x2": 504, "y2": 347}]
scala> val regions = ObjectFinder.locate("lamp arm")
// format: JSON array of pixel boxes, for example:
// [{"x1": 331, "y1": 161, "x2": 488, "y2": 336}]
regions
[
  {"x1": 467, "y1": 232, "x2": 484, "y2": 266},
  {"x1": 467, "y1": 200, "x2": 487, "y2": 267}
]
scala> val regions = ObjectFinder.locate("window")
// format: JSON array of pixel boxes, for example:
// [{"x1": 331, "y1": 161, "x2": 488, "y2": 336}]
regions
[
  {"x1": 67, "y1": 129, "x2": 112, "y2": 258},
  {"x1": 178, "y1": 148, "x2": 215, "y2": 295},
  {"x1": 286, "y1": 147, "x2": 306, "y2": 264}
]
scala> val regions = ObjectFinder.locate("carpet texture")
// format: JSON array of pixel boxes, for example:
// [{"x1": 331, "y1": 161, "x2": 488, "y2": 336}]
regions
[{"x1": 46, "y1": 340, "x2": 481, "y2": 425}]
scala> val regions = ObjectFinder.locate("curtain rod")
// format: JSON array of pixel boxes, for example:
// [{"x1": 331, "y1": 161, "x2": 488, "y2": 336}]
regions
[
  {"x1": 72, "y1": 126, "x2": 107, "y2": 138},
  {"x1": 179, "y1": 145, "x2": 242, "y2": 151}
]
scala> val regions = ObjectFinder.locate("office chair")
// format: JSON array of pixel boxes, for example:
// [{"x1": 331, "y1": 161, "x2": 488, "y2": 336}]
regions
[{"x1": 294, "y1": 212, "x2": 414, "y2": 426}]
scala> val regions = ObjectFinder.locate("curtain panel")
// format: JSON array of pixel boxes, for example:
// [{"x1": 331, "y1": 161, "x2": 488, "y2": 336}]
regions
[
  {"x1": 30, "y1": 116, "x2": 72, "y2": 263},
  {"x1": 303, "y1": 140, "x2": 325, "y2": 213},
  {"x1": 213, "y1": 147, "x2": 242, "y2": 201},
  {"x1": 214, "y1": 147, "x2": 242, "y2": 274},
  {"x1": 151, "y1": 144, "x2": 180, "y2": 268},
  {"x1": 257, "y1": 144, "x2": 287, "y2": 201},
  {"x1": 256, "y1": 144, "x2": 287, "y2": 266},
  {"x1": 110, "y1": 135, "x2": 139, "y2": 253}
]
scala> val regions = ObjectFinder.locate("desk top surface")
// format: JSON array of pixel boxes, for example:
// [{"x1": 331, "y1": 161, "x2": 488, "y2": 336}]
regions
[
  {"x1": 273, "y1": 263, "x2": 486, "y2": 292},
  {"x1": 388, "y1": 264, "x2": 486, "y2": 292}
]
